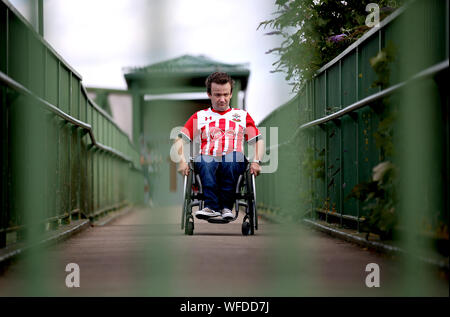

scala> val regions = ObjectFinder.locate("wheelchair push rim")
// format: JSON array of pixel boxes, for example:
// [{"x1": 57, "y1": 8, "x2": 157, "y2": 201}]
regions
[
  {"x1": 181, "y1": 175, "x2": 187, "y2": 230},
  {"x1": 241, "y1": 169, "x2": 257, "y2": 235}
]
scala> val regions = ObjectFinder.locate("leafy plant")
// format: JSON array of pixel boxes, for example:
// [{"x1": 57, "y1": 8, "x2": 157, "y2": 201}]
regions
[
  {"x1": 370, "y1": 42, "x2": 397, "y2": 89},
  {"x1": 302, "y1": 147, "x2": 325, "y2": 181},
  {"x1": 299, "y1": 146, "x2": 325, "y2": 218},
  {"x1": 371, "y1": 42, "x2": 398, "y2": 159},
  {"x1": 348, "y1": 44, "x2": 398, "y2": 240},
  {"x1": 347, "y1": 162, "x2": 398, "y2": 240},
  {"x1": 259, "y1": 0, "x2": 403, "y2": 92}
]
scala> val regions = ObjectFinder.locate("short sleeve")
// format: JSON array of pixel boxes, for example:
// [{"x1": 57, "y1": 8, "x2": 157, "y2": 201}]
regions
[
  {"x1": 179, "y1": 112, "x2": 198, "y2": 142},
  {"x1": 245, "y1": 112, "x2": 261, "y2": 144}
]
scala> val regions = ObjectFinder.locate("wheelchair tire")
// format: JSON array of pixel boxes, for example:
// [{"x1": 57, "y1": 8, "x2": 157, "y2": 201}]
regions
[
  {"x1": 248, "y1": 200, "x2": 255, "y2": 235},
  {"x1": 181, "y1": 173, "x2": 193, "y2": 230},
  {"x1": 251, "y1": 174, "x2": 258, "y2": 231},
  {"x1": 185, "y1": 216, "x2": 194, "y2": 235},
  {"x1": 253, "y1": 202, "x2": 258, "y2": 231},
  {"x1": 246, "y1": 173, "x2": 256, "y2": 236},
  {"x1": 181, "y1": 198, "x2": 187, "y2": 230},
  {"x1": 242, "y1": 221, "x2": 251, "y2": 236}
]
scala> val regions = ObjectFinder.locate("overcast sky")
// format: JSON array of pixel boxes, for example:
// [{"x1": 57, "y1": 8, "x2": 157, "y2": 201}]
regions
[{"x1": 11, "y1": 0, "x2": 294, "y2": 123}]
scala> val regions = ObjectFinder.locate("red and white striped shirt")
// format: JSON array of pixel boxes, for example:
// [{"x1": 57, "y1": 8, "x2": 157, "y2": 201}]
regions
[{"x1": 180, "y1": 107, "x2": 261, "y2": 156}]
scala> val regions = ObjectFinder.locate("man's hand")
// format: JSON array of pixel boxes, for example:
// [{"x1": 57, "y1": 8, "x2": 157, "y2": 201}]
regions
[
  {"x1": 177, "y1": 161, "x2": 190, "y2": 176},
  {"x1": 250, "y1": 162, "x2": 261, "y2": 176}
]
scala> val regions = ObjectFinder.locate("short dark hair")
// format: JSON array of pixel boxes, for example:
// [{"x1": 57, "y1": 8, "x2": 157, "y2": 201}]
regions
[{"x1": 205, "y1": 72, "x2": 234, "y2": 94}]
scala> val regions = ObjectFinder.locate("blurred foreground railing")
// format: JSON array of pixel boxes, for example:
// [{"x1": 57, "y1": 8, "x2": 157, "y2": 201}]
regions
[
  {"x1": 257, "y1": 0, "x2": 448, "y2": 246},
  {"x1": 0, "y1": 0, "x2": 144, "y2": 248}
]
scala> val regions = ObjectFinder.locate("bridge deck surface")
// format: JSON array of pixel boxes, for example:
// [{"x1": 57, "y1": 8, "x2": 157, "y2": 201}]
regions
[{"x1": 0, "y1": 206, "x2": 447, "y2": 296}]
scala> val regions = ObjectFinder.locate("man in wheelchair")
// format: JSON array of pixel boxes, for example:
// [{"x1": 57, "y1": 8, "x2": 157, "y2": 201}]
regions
[{"x1": 174, "y1": 72, "x2": 264, "y2": 222}]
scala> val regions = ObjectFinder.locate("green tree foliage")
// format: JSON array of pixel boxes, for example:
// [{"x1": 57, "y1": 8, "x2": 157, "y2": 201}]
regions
[{"x1": 259, "y1": 0, "x2": 402, "y2": 91}]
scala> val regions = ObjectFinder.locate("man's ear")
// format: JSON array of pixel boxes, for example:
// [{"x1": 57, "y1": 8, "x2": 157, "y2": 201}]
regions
[{"x1": 207, "y1": 92, "x2": 212, "y2": 98}]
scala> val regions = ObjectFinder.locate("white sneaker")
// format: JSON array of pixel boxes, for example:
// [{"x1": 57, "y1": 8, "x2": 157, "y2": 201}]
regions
[
  {"x1": 195, "y1": 207, "x2": 220, "y2": 220},
  {"x1": 221, "y1": 208, "x2": 234, "y2": 221}
]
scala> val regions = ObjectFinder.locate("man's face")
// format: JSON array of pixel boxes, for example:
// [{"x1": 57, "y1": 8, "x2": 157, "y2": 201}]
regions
[{"x1": 208, "y1": 82, "x2": 232, "y2": 111}]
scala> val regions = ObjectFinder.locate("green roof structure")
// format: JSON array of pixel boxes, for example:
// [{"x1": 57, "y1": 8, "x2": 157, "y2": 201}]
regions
[
  {"x1": 126, "y1": 54, "x2": 249, "y2": 75},
  {"x1": 124, "y1": 54, "x2": 250, "y2": 94}
]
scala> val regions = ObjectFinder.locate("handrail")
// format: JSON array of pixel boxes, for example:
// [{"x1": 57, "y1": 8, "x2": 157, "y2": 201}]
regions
[
  {"x1": 1, "y1": 0, "x2": 136, "y2": 150},
  {"x1": 0, "y1": 70, "x2": 135, "y2": 165},
  {"x1": 81, "y1": 85, "x2": 123, "y2": 135},
  {"x1": 81, "y1": 86, "x2": 138, "y2": 153},
  {"x1": 265, "y1": 59, "x2": 448, "y2": 151},
  {"x1": 300, "y1": 59, "x2": 448, "y2": 129},
  {"x1": 95, "y1": 142, "x2": 132, "y2": 162}
]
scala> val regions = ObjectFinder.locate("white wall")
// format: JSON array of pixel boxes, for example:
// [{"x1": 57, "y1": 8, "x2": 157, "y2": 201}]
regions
[
  {"x1": 108, "y1": 93, "x2": 132, "y2": 141},
  {"x1": 87, "y1": 91, "x2": 133, "y2": 141}
]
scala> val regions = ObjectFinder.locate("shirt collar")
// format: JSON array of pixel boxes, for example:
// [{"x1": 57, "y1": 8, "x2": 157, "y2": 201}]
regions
[{"x1": 210, "y1": 107, "x2": 232, "y2": 115}]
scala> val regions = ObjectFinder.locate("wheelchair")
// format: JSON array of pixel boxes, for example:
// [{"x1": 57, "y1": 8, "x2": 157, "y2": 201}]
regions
[{"x1": 181, "y1": 157, "x2": 258, "y2": 236}]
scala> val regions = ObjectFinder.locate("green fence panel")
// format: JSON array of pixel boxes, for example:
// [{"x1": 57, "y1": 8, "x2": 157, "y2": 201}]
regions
[
  {"x1": 326, "y1": 121, "x2": 341, "y2": 217},
  {"x1": 314, "y1": 74, "x2": 326, "y2": 118},
  {"x1": 257, "y1": 0, "x2": 448, "y2": 237},
  {"x1": 358, "y1": 32, "x2": 380, "y2": 99},
  {"x1": 382, "y1": 17, "x2": 402, "y2": 86},
  {"x1": 314, "y1": 125, "x2": 326, "y2": 212},
  {"x1": 28, "y1": 35, "x2": 44, "y2": 97},
  {"x1": 341, "y1": 115, "x2": 358, "y2": 217},
  {"x1": 45, "y1": 52, "x2": 58, "y2": 106},
  {"x1": 326, "y1": 65, "x2": 340, "y2": 112},
  {"x1": 9, "y1": 12, "x2": 28, "y2": 87},
  {"x1": 0, "y1": 5, "x2": 6, "y2": 74},
  {"x1": 59, "y1": 66, "x2": 69, "y2": 113},
  {"x1": 341, "y1": 51, "x2": 357, "y2": 108},
  {"x1": 49, "y1": 115, "x2": 58, "y2": 220},
  {"x1": 71, "y1": 74, "x2": 79, "y2": 118},
  {"x1": 0, "y1": 0, "x2": 143, "y2": 248}
]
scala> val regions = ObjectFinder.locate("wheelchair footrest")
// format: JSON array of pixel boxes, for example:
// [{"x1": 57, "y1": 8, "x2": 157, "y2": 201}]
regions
[{"x1": 207, "y1": 218, "x2": 233, "y2": 224}]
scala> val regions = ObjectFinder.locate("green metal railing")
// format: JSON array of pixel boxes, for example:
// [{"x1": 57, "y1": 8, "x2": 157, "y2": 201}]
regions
[
  {"x1": 257, "y1": 0, "x2": 449, "y2": 234},
  {"x1": 0, "y1": 0, "x2": 144, "y2": 248}
]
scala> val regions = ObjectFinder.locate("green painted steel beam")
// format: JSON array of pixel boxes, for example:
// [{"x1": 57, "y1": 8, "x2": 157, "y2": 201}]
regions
[{"x1": 38, "y1": 0, "x2": 42, "y2": 36}]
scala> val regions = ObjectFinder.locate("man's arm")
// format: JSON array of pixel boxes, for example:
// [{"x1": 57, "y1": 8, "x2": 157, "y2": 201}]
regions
[
  {"x1": 249, "y1": 138, "x2": 264, "y2": 176},
  {"x1": 173, "y1": 137, "x2": 190, "y2": 176}
]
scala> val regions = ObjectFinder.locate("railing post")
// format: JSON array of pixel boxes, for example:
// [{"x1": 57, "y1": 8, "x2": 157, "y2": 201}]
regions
[
  {"x1": 355, "y1": 46, "x2": 360, "y2": 232},
  {"x1": 323, "y1": 71, "x2": 328, "y2": 223},
  {"x1": 68, "y1": 73, "x2": 72, "y2": 222},
  {"x1": 38, "y1": 0, "x2": 43, "y2": 37},
  {"x1": 339, "y1": 59, "x2": 343, "y2": 227},
  {"x1": 0, "y1": 86, "x2": 7, "y2": 248},
  {"x1": 312, "y1": 78, "x2": 317, "y2": 220}
]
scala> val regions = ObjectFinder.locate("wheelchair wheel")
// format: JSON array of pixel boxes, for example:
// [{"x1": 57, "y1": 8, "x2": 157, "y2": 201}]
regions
[
  {"x1": 181, "y1": 176, "x2": 187, "y2": 230},
  {"x1": 181, "y1": 174, "x2": 193, "y2": 230},
  {"x1": 248, "y1": 199, "x2": 255, "y2": 235},
  {"x1": 185, "y1": 215, "x2": 194, "y2": 235},
  {"x1": 251, "y1": 174, "x2": 258, "y2": 231},
  {"x1": 241, "y1": 221, "x2": 251, "y2": 236},
  {"x1": 245, "y1": 171, "x2": 256, "y2": 235}
]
